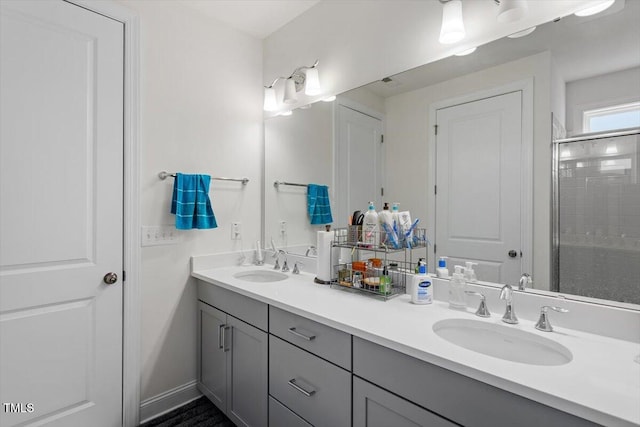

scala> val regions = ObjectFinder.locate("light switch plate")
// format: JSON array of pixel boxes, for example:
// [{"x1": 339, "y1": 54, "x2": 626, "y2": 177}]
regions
[{"x1": 141, "y1": 226, "x2": 181, "y2": 246}]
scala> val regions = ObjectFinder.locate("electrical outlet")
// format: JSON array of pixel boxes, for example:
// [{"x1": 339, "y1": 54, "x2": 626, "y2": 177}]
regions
[
  {"x1": 141, "y1": 226, "x2": 180, "y2": 246},
  {"x1": 231, "y1": 222, "x2": 242, "y2": 240}
]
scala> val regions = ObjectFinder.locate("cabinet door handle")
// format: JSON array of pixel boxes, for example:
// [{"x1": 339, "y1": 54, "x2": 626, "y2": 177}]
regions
[
  {"x1": 288, "y1": 327, "x2": 316, "y2": 341},
  {"x1": 218, "y1": 324, "x2": 225, "y2": 350},
  {"x1": 288, "y1": 378, "x2": 316, "y2": 397},
  {"x1": 223, "y1": 326, "x2": 231, "y2": 352}
]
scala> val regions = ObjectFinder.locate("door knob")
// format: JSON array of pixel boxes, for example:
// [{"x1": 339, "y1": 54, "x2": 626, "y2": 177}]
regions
[
  {"x1": 508, "y1": 250, "x2": 518, "y2": 258},
  {"x1": 103, "y1": 272, "x2": 118, "y2": 285}
]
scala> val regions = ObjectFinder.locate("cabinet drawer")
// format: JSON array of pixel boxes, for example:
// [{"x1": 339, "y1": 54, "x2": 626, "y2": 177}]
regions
[
  {"x1": 198, "y1": 280, "x2": 268, "y2": 331},
  {"x1": 353, "y1": 337, "x2": 597, "y2": 427},
  {"x1": 353, "y1": 377, "x2": 456, "y2": 427},
  {"x1": 269, "y1": 396, "x2": 312, "y2": 427},
  {"x1": 269, "y1": 335, "x2": 351, "y2": 427},
  {"x1": 269, "y1": 306, "x2": 351, "y2": 369}
]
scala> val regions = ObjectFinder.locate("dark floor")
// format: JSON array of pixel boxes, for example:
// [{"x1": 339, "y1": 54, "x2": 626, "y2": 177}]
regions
[{"x1": 140, "y1": 397, "x2": 235, "y2": 427}]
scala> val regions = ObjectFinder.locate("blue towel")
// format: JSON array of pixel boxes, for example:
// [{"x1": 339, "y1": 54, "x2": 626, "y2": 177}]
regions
[
  {"x1": 307, "y1": 184, "x2": 333, "y2": 225},
  {"x1": 171, "y1": 173, "x2": 218, "y2": 230}
]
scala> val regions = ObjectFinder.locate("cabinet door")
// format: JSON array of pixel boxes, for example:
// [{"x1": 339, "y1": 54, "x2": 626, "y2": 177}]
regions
[
  {"x1": 198, "y1": 302, "x2": 228, "y2": 411},
  {"x1": 353, "y1": 377, "x2": 456, "y2": 427},
  {"x1": 227, "y1": 315, "x2": 268, "y2": 427}
]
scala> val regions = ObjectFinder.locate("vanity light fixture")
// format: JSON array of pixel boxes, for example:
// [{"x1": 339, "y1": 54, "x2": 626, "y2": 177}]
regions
[
  {"x1": 263, "y1": 60, "x2": 322, "y2": 111},
  {"x1": 439, "y1": 0, "x2": 466, "y2": 44},
  {"x1": 574, "y1": 0, "x2": 615, "y2": 16},
  {"x1": 605, "y1": 144, "x2": 618, "y2": 154},
  {"x1": 495, "y1": 0, "x2": 528, "y2": 23}
]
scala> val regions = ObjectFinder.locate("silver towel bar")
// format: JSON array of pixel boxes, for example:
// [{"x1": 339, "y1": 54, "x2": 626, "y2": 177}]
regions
[
  {"x1": 159, "y1": 171, "x2": 249, "y2": 185},
  {"x1": 274, "y1": 181, "x2": 309, "y2": 188}
]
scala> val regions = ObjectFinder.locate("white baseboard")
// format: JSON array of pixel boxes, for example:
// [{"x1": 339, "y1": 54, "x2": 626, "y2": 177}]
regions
[{"x1": 139, "y1": 380, "x2": 202, "y2": 425}]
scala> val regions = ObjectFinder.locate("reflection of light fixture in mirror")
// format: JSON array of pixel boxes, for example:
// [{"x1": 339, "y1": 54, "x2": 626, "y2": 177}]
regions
[
  {"x1": 322, "y1": 95, "x2": 337, "y2": 102},
  {"x1": 575, "y1": 0, "x2": 615, "y2": 16},
  {"x1": 495, "y1": 0, "x2": 528, "y2": 23},
  {"x1": 605, "y1": 144, "x2": 618, "y2": 154},
  {"x1": 560, "y1": 148, "x2": 572, "y2": 158},
  {"x1": 439, "y1": 0, "x2": 466, "y2": 44},
  {"x1": 454, "y1": 47, "x2": 477, "y2": 56},
  {"x1": 283, "y1": 78, "x2": 297, "y2": 104},
  {"x1": 263, "y1": 60, "x2": 322, "y2": 111},
  {"x1": 507, "y1": 26, "x2": 536, "y2": 38},
  {"x1": 263, "y1": 86, "x2": 278, "y2": 111}
]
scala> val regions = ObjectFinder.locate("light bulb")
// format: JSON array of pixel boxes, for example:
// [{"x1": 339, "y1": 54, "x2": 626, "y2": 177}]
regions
[{"x1": 439, "y1": 0, "x2": 465, "y2": 44}]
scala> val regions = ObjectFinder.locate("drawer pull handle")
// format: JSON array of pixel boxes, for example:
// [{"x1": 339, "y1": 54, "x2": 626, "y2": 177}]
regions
[
  {"x1": 223, "y1": 326, "x2": 231, "y2": 352},
  {"x1": 288, "y1": 327, "x2": 316, "y2": 341},
  {"x1": 288, "y1": 378, "x2": 316, "y2": 397},
  {"x1": 218, "y1": 324, "x2": 225, "y2": 350}
]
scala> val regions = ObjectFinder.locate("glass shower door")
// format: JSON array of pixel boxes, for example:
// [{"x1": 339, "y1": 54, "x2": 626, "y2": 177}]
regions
[{"x1": 555, "y1": 130, "x2": 640, "y2": 304}]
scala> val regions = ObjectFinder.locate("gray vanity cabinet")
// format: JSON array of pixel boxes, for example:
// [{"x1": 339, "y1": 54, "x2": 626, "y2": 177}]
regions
[
  {"x1": 197, "y1": 283, "x2": 269, "y2": 427},
  {"x1": 353, "y1": 377, "x2": 456, "y2": 427}
]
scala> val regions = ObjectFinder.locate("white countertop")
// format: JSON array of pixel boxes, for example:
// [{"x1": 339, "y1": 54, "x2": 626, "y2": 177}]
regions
[{"x1": 192, "y1": 265, "x2": 640, "y2": 427}]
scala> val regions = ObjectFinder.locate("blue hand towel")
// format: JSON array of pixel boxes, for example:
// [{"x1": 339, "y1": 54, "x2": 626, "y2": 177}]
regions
[
  {"x1": 307, "y1": 184, "x2": 333, "y2": 225},
  {"x1": 171, "y1": 173, "x2": 218, "y2": 230}
]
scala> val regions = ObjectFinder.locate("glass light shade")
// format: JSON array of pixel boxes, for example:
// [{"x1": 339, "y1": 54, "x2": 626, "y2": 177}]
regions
[
  {"x1": 574, "y1": 0, "x2": 614, "y2": 16},
  {"x1": 283, "y1": 78, "x2": 297, "y2": 104},
  {"x1": 439, "y1": 0, "x2": 465, "y2": 44},
  {"x1": 263, "y1": 87, "x2": 278, "y2": 111},
  {"x1": 280, "y1": 110, "x2": 293, "y2": 116},
  {"x1": 497, "y1": 0, "x2": 528, "y2": 24},
  {"x1": 304, "y1": 67, "x2": 322, "y2": 96}
]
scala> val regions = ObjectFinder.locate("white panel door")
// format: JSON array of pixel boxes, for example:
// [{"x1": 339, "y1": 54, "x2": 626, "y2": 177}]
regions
[
  {"x1": 336, "y1": 105, "x2": 383, "y2": 226},
  {"x1": 0, "y1": 1, "x2": 123, "y2": 426},
  {"x1": 435, "y1": 91, "x2": 522, "y2": 284}
]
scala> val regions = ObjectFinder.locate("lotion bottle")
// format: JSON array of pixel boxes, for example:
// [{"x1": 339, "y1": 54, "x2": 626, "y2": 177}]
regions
[
  {"x1": 411, "y1": 261, "x2": 432, "y2": 305},
  {"x1": 449, "y1": 265, "x2": 467, "y2": 310},
  {"x1": 436, "y1": 256, "x2": 449, "y2": 278},
  {"x1": 378, "y1": 202, "x2": 393, "y2": 244},
  {"x1": 362, "y1": 202, "x2": 380, "y2": 246}
]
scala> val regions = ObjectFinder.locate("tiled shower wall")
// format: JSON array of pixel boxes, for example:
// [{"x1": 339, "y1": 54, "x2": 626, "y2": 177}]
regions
[{"x1": 558, "y1": 133, "x2": 640, "y2": 304}]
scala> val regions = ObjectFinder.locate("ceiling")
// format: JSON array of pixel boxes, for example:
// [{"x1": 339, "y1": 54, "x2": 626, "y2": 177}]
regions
[{"x1": 177, "y1": 0, "x2": 321, "y2": 39}]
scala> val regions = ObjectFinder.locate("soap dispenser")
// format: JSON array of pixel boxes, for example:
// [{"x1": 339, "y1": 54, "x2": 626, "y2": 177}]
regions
[
  {"x1": 449, "y1": 265, "x2": 467, "y2": 310},
  {"x1": 410, "y1": 260, "x2": 432, "y2": 305},
  {"x1": 464, "y1": 261, "x2": 478, "y2": 283},
  {"x1": 436, "y1": 256, "x2": 449, "y2": 278}
]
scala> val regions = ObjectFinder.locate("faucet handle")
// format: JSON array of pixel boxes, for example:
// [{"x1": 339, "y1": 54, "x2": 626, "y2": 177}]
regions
[
  {"x1": 465, "y1": 291, "x2": 491, "y2": 318},
  {"x1": 292, "y1": 262, "x2": 303, "y2": 274},
  {"x1": 273, "y1": 259, "x2": 280, "y2": 270},
  {"x1": 518, "y1": 273, "x2": 532, "y2": 291},
  {"x1": 535, "y1": 306, "x2": 569, "y2": 332}
]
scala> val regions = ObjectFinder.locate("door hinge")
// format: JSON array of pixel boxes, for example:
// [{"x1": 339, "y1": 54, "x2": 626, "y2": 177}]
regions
[
  {"x1": 381, "y1": 134, "x2": 384, "y2": 143},
  {"x1": 434, "y1": 244, "x2": 437, "y2": 253},
  {"x1": 520, "y1": 251, "x2": 523, "y2": 258},
  {"x1": 122, "y1": 270, "x2": 126, "y2": 282},
  {"x1": 434, "y1": 185, "x2": 437, "y2": 195},
  {"x1": 381, "y1": 187, "x2": 384, "y2": 197},
  {"x1": 434, "y1": 124, "x2": 438, "y2": 135}
]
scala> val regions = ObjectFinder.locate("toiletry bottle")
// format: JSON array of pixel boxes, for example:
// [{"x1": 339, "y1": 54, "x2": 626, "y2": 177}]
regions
[
  {"x1": 362, "y1": 201, "x2": 380, "y2": 247},
  {"x1": 449, "y1": 265, "x2": 467, "y2": 310},
  {"x1": 415, "y1": 257, "x2": 426, "y2": 274},
  {"x1": 464, "y1": 261, "x2": 478, "y2": 283},
  {"x1": 380, "y1": 265, "x2": 391, "y2": 295},
  {"x1": 378, "y1": 202, "x2": 393, "y2": 244},
  {"x1": 411, "y1": 262, "x2": 432, "y2": 305},
  {"x1": 436, "y1": 256, "x2": 449, "y2": 278},
  {"x1": 391, "y1": 202, "x2": 401, "y2": 238}
]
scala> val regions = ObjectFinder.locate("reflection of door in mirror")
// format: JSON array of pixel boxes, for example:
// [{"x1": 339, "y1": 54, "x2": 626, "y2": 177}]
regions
[
  {"x1": 335, "y1": 104, "x2": 383, "y2": 227},
  {"x1": 435, "y1": 90, "x2": 525, "y2": 285}
]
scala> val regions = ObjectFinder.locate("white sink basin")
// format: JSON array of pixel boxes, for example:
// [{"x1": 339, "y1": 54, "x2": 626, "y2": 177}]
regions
[
  {"x1": 433, "y1": 318, "x2": 572, "y2": 366},
  {"x1": 233, "y1": 270, "x2": 289, "y2": 283}
]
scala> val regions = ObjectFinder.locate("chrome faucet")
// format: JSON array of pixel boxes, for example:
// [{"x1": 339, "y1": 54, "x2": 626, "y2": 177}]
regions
[
  {"x1": 535, "y1": 305, "x2": 569, "y2": 332},
  {"x1": 305, "y1": 245, "x2": 317, "y2": 257},
  {"x1": 278, "y1": 250, "x2": 290, "y2": 272},
  {"x1": 465, "y1": 291, "x2": 491, "y2": 318},
  {"x1": 499, "y1": 284, "x2": 518, "y2": 324},
  {"x1": 518, "y1": 273, "x2": 532, "y2": 291}
]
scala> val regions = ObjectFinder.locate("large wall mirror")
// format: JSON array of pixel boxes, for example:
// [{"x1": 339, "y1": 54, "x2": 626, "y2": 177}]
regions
[{"x1": 264, "y1": 1, "x2": 640, "y2": 306}]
